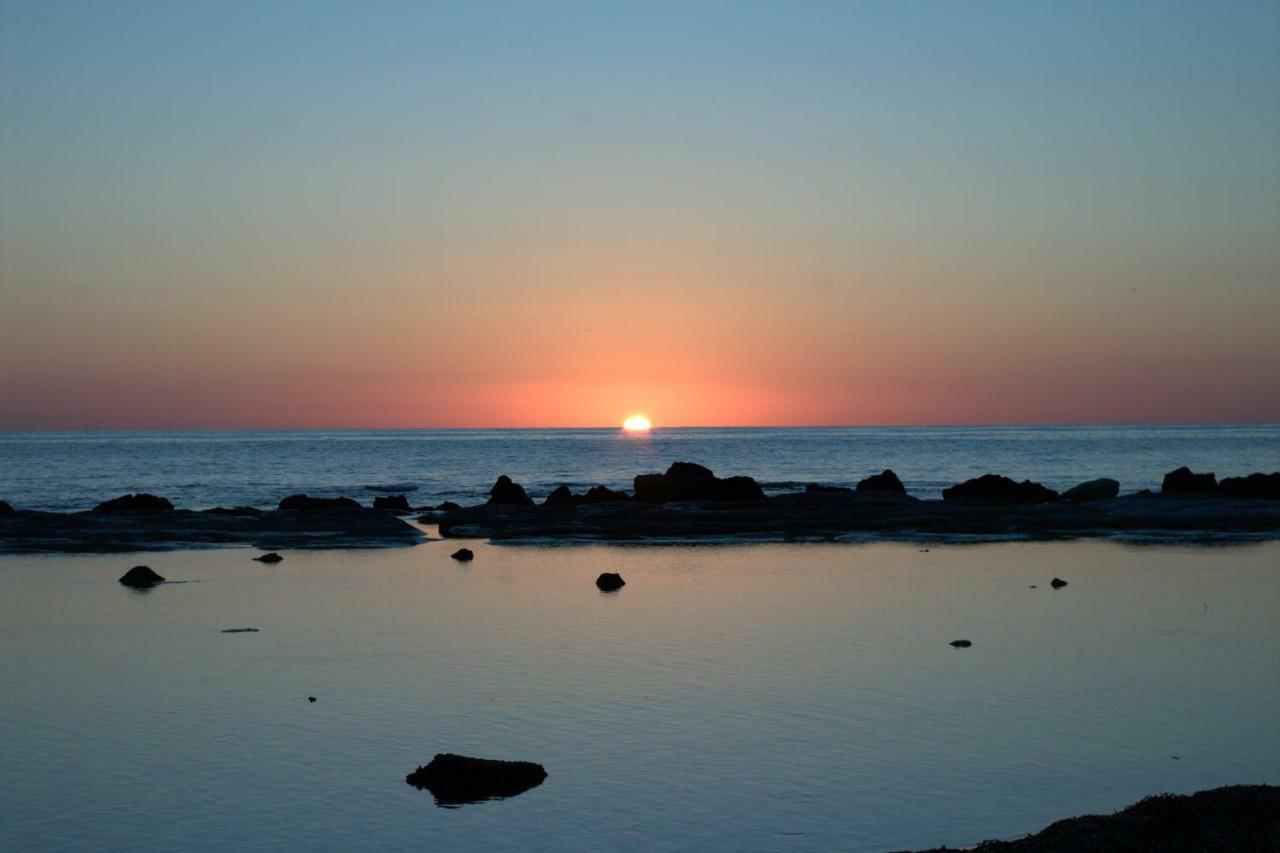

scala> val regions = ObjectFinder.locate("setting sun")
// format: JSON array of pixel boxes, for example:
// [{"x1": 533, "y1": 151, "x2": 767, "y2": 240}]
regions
[{"x1": 623, "y1": 414, "x2": 652, "y2": 432}]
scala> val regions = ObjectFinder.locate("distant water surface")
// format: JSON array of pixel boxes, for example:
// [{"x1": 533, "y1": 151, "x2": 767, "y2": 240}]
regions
[
  {"x1": 0, "y1": 538, "x2": 1277, "y2": 851},
  {"x1": 1, "y1": 425, "x2": 1277, "y2": 511}
]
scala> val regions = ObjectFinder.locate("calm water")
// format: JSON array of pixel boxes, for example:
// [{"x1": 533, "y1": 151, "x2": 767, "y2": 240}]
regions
[
  {"x1": 1, "y1": 537, "x2": 1277, "y2": 851},
  {"x1": 1, "y1": 425, "x2": 1278, "y2": 511}
]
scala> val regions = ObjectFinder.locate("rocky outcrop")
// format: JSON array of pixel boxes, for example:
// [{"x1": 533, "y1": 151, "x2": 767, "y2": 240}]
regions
[
  {"x1": 596, "y1": 572, "x2": 625, "y2": 591},
  {"x1": 119, "y1": 565, "x2": 165, "y2": 587},
  {"x1": 942, "y1": 475, "x2": 1060, "y2": 503},
  {"x1": 278, "y1": 494, "x2": 361, "y2": 511},
  {"x1": 543, "y1": 485, "x2": 576, "y2": 506},
  {"x1": 1051, "y1": 577, "x2": 1068, "y2": 588},
  {"x1": 372, "y1": 494, "x2": 412, "y2": 511},
  {"x1": 1218, "y1": 472, "x2": 1280, "y2": 500},
  {"x1": 1162, "y1": 466, "x2": 1217, "y2": 494},
  {"x1": 0, "y1": 500, "x2": 12, "y2": 515},
  {"x1": 437, "y1": 501, "x2": 461, "y2": 512},
  {"x1": 582, "y1": 486, "x2": 631, "y2": 503},
  {"x1": 451, "y1": 548, "x2": 474, "y2": 561},
  {"x1": 633, "y1": 462, "x2": 765, "y2": 503},
  {"x1": 94, "y1": 494, "x2": 174, "y2": 513},
  {"x1": 488, "y1": 475, "x2": 533, "y2": 506},
  {"x1": 1063, "y1": 478, "x2": 1120, "y2": 502},
  {"x1": 254, "y1": 552, "x2": 283, "y2": 563},
  {"x1": 857, "y1": 469, "x2": 906, "y2": 495},
  {"x1": 949, "y1": 639, "x2": 972, "y2": 648},
  {"x1": 405, "y1": 753, "x2": 547, "y2": 805}
]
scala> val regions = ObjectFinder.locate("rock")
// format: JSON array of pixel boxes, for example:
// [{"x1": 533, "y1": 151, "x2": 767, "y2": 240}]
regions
[
  {"x1": 949, "y1": 639, "x2": 972, "y2": 648},
  {"x1": 857, "y1": 469, "x2": 906, "y2": 495},
  {"x1": 254, "y1": 552, "x2": 284, "y2": 563},
  {"x1": 488, "y1": 475, "x2": 533, "y2": 506},
  {"x1": 942, "y1": 474, "x2": 1060, "y2": 504},
  {"x1": 94, "y1": 493, "x2": 174, "y2": 513},
  {"x1": 202, "y1": 506, "x2": 262, "y2": 517},
  {"x1": 118, "y1": 565, "x2": 166, "y2": 588},
  {"x1": 633, "y1": 462, "x2": 765, "y2": 503},
  {"x1": 582, "y1": 486, "x2": 631, "y2": 503},
  {"x1": 308, "y1": 696, "x2": 317, "y2": 703},
  {"x1": 1051, "y1": 577, "x2": 1068, "y2": 589},
  {"x1": 1218, "y1": 472, "x2": 1280, "y2": 500},
  {"x1": 1063, "y1": 478, "x2": 1120, "y2": 502},
  {"x1": 1161, "y1": 466, "x2": 1217, "y2": 494},
  {"x1": 805, "y1": 484, "x2": 852, "y2": 493},
  {"x1": 0, "y1": 500, "x2": 13, "y2": 515},
  {"x1": 543, "y1": 485, "x2": 577, "y2": 506},
  {"x1": 596, "y1": 572, "x2": 625, "y2": 591},
  {"x1": 437, "y1": 501, "x2": 461, "y2": 512},
  {"x1": 373, "y1": 494, "x2": 412, "y2": 511},
  {"x1": 405, "y1": 753, "x2": 548, "y2": 805},
  {"x1": 451, "y1": 548, "x2": 474, "y2": 561},
  {"x1": 221, "y1": 628, "x2": 259, "y2": 633},
  {"x1": 278, "y1": 494, "x2": 361, "y2": 511}
]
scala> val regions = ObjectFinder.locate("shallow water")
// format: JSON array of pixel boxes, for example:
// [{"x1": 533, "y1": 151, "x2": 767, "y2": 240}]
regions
[
  {"x1": 1, "y1": 424, "x2": 1277, "y2": 511},
  {"x1": 2, "y1": 537, "x2": 1277, "y2": 851}
]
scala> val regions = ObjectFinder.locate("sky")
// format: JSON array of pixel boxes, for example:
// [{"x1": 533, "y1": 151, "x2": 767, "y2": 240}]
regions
[{"x1": 1, "y1": 0, "x2": 1277, "y2": 429}]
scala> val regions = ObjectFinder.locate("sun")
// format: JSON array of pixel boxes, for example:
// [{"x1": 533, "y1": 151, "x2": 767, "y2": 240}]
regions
[{"x1": 622, "y1": 414, "x2": 652, "y2": 432}]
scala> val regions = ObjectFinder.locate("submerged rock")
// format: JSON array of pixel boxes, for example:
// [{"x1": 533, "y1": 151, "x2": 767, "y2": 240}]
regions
[
  {"x1": 95, "y1": 493, "x2": 174, "y2": 513},
  {"x1": 254, "y1": 552, "x2": 284, "y2": 564},
  {"x1": 1063, "y1": 478, "x2": 1120, "y2": 502},
  {"x1": 221, "y1": 627, "x2": 259, "y2": 633},
  {"x1": 119, "y1": 565, "x2": 165, "y2": 588},
  {"x1": 633, "y1": 462, "x2": 765, "y2": 503},
  {"x1": 1218, "y1": 472, "x2": 1280, "y2": 500},
  {"x1": 373, "y1": 494, "x2": 412, "y2": 511},
  {"x1": 1051, "y1": 577, "x2": 1068, "y2": 589},
  {"x1": 857, "y1": 469, "x2": 906, "y2": 495},
  {"x1": 949, "y1": 639, "x2": 972, "y2": 648},
  {"x1": 451, "y1": 548, "x2": 474, "y2": 561},
  {"x1": 278, "y1": 494, "x2": 361, "y2": 511},
  {"x1": 405, "y1": 753, "x2": 547, "y2": 805},
  {"x1": 1161, "y1": 466, "x2": 1217, "y2": 494},
  {"x1": 596, "y1": 572, "x2": 625, "y2": 591},
  {"x1": 488, "y1": 475, "x2": 533, "y2": 506},
  {"x1": 942, "y1": 475, "x2": 1060, "y2": 504}
]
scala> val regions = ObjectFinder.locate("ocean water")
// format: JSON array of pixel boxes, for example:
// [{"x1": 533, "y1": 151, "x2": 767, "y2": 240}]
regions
[
  {"x1": 1, "y1": 538, "x2": 1277, "y2": 852},
  {"x1": 1, "y1": 425, "x2": 1278, "y2": 512}
]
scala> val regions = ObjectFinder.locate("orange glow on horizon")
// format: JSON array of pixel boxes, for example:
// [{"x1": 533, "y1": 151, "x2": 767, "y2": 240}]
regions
[{"x1": 623, "y1": 414, "x2": 652, "y2": 432}]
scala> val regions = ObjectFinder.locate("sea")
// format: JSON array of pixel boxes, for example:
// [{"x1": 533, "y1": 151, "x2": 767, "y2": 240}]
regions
[{"x1": 1, "y1": 425, "x2": 1278, "y2": 852}]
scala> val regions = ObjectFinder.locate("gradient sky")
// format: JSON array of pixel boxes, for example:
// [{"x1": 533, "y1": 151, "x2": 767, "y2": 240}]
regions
[{"x1": 1, "y1": 1, "x2": 1277, "y2": 428}]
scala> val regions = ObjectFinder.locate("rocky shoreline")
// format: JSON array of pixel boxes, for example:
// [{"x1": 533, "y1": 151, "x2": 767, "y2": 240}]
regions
[{"x1": 2, "y1": 464, "x2": 1277, "y2": 552}]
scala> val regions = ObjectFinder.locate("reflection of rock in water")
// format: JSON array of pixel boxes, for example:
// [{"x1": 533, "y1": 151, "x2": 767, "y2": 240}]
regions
[{"x1": 405, "y1": 753, "x2": 547, "y2": 806}]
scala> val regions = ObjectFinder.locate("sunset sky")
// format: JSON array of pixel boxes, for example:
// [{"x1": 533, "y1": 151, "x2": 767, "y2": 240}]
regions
[{"x1": 1, "y1": 1, "x2": 1277, "y2": 428}]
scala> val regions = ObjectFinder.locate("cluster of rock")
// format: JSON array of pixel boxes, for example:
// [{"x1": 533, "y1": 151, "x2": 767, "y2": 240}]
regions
[{"x1": 1163, "y1": 467, "x2": 1280, "y2": 499}]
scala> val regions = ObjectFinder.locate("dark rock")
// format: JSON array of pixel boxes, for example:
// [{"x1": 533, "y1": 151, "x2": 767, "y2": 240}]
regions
[
  {"x1": 596, "y1": 572, "x2": 625, "y2": 591},
  {"x1": 278, "y1": 494, "x2": 361, "y2": 511},
  {"x1": 94, "y1": 493, "x2": 174, "y2": 513},
  {"x1": 543, "y1": 485, "x2": 577, "y2": 506},
  {"x1": 221, "y1": 628, "x2": 259, "y2": 633},
  {"x1": 437, "y1": 501, "x2": 461, "y2": 512},
  {"x1": 942, "y1": 474, "x2": 1060, "y2": 504},
  {"x1": 1161, "y1": 466, "x2": 1217, "y2": 494},
  {"x1": 857, "y1": 469, "x2": 906, "y2": 495},
  {"x1": 805, "y1": 484, "x2": 852, "y2": 494},
  {"x1": 1050, "y1": 577, "x2": 1068, "y2": 589},
  {"x1": 0, "y1": 500, "x2": 13, "y2": 515},
  {"x1": 405, "y1": 753, "x2": 547, "y2": 805},
  {"x1": 373, "y1": 494, "x2": 412, "y2": 511},
  {"x1": 1063, "y1": 478, "x2": 1120, "y2": 502},
  {"x1": 488, "y1": 475, "x2": 533, "y2": 506},
  {"x1": 949, "y1": 639, "x2": 972, "y2": 648},
  {"x1": 1218, "y1": 472, "x2": 1280, "y2": 500},
  {"x1": 451, "y1": 548, "x2": 474, "y2": 561},
  {"x1": 633, "y1": 462, "x2": 765, "y2": 503},
  {"x1": 118, "y1": 565, "x2": 166, "y2": 588},
  {"x1": 254, "y1": 552, "x2": 284, "y2": 563},
  {"x1": 582, "y1": 485, "x2": 631, "y2": 503},
  {"x1": 202, "y1": 506, "x2": 262, "y2": 517},
  {"x1": 308, "y1": 696, "x2": 317, "y2": 703}
]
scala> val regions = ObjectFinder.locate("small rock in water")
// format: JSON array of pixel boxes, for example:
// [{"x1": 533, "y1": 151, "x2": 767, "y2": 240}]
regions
[
  {"x1": 436, "y1": 501, "x2": 461, "y2": 512},
  {"x1": 254, "y1": 552, "x2": 284, "y2": 563},
  {"x1": 119, "y1": 565, "x2": 166, "y2": 588},
  {"x1": 949, "y1": 639, "x2": 973, "y2": 648},
  {"x1": 1051, "y1": 577, "x2": 1069, "y2": 589},
  {"x1": 373, "y1": 494, "x2": 412, "y2": 511},
  {"x1": 1029, "y1": 584, "x2": 1038, "y2": 588},
  {"x1": 405, "y1": 753, "x2": 547, "y2": 805},
  {"x1": 596, "y1": 572, "x2": 625, "y2": 592},
  {"x1": 221, "y1": 628, "x2": 259, "y2": 633},
  {"x1": 451, "y1": 548, "x2": 474, "y2": 561},
  {"x1": 308, "y1": 696, "x2": 317, "y2": 703}
]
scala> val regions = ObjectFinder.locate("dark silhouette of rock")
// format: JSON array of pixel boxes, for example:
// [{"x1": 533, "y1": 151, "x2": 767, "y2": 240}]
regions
[
  {"x1": 254, "y1": 552, "x2": 284, "y2": 563},
  {"x1": 857, "y1": 469, "x2": 906, "y2": 495},
  {"x1": 451, "y1": 548, "x2": 474, "y2": 561},
  {"x1": 308, "y1": 696, "x2": 317, "y2": 703},
  {"x1": 1063, "y1": 478, "x2": 1120, "y2": 502},
  {"x1": 950, "y1": 639, "x2": 972, "y2": 648},
  {"x1": 582, "y1": 486, "x2": 631, "y2": 503},
  {"x1": 1162, "y1": 466, "x2": 1217, "y2": 494},
  {"x1": 406, "y1": 753, "x2": 547, "y2": 805},
  {"x1": 278, "y1": 494, "x2": 361, "y2": 511},
  {"x1": 543, "y1": 485, "x2": 577, "y2": 506},
  {"x1": 119, "y1": 565, "x2": 165, "y2": 588},
  {"x1": 805, "y1": 484, "x2": 852, "y2": 493},
  {"x1": 942, "y1": 475, "x2": 1060, "y2": 504},
  {"x1": 373, "y1": 494, "x2": 412, "y2": 511},
  {"x1": 437, "y1": 501, "x2": 461, "y2": 512},
  {"x1": 94, "y1": 493, "x2": 174, "y2": 513},
  {"x1": 221, "y1": 627, "x2": 259, "y2": 633},
  {"x1": 202, "y1": 506, "x2": 262, "y2": 517},
  {"x1": 0, "y1": 500, "x2": 13, "y2": 515},
  {"x1": 634, "y1": 462, "x2": 765, "y2": 503},
  {"x1": 488, "y1": 475, "x2": 533, "y2": 506},
  {"x1": 596, "y1": 572, "x2": 625, "y2": 591},
  {"x1": 1051, "y1": 577, "x2": 1068, "y2": 589},
  {"x1": 1218, "y1": 472, "x2": 1280, "y2": 500}
]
